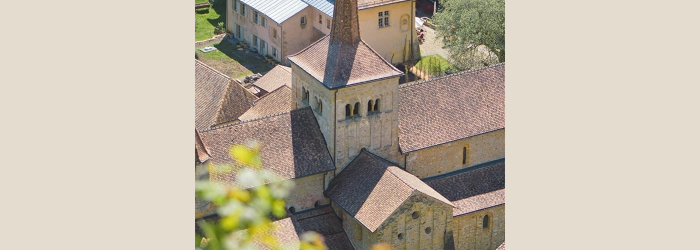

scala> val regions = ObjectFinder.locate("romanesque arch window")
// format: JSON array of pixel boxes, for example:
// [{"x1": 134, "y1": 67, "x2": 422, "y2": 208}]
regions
[
  {"x1": 353, "y1": 102, "x2": 359, "y2": 116},
  {"x1": 317, "y1": 99, "x2": 323, "y2": 115},
  {"x1": 288, "y1": 206, "x2": 296, "y2": 214},
  {"x1": 483, "y1": 214, "x2": 489, "y2": 229},
  {"x1": 374, "y1": 99, "x2": 380, "y2": 112},
  {"x1": 345, "y1": 104, "x2": 352, "y2": 118},
  {"x1": 463, "y1": 144, "x2": 470, "y2": 165},
  {"x1": 302, "y1": 87, "x2": 309, "y2": 103},
  {"x1": 368, "y1": 100, "x2": 374, "y2": 113}
]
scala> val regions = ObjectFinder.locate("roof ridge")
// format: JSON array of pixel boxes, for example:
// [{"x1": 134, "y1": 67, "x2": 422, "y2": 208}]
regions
[
  {"x1": 195, "y1": 59, "x2": 232, "y2": 81},
  {"x1": 253, "y1": 85, "x2": 290, "y2": 105},
  {"x1": 399, "y1": 62, "x2": 505, "y2": 89},
  {"x1": 201, "y1": 109, "x2": 293, "y2": 132}
]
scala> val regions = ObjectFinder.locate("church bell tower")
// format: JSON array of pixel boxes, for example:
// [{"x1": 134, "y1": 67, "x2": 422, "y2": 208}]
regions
[{"x1": 287, "y1": 0, "x2": 405, "y2": 174}]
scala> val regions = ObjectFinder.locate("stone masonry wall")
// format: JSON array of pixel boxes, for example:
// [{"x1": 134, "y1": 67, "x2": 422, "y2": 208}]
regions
[
  {"x1": 406, "y1": 129, "x2": 505, "y2": 179},
  {"x1": 452, "y1": 205, "x2": 505, "y2": 250},
  {"x1": 285, "y1": 173, "x2": 330, "y2": 213}
]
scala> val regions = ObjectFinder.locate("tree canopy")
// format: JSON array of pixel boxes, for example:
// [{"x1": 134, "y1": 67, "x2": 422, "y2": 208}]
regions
[{"x1": 432, "y1": 0, "x2": 505, "y2": 70}]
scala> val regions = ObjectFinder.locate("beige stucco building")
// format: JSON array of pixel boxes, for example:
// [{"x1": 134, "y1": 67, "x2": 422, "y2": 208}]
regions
[
  {"x1": 226, "y1": 0, "x2": 419, "y2": 65},
  {"x1": 197, "y1": 0, "x2": 505, "y2": 249}
]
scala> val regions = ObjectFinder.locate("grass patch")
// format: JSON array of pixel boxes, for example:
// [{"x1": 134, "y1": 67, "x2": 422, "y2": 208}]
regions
[
  {"x1": 196, "y1": 41, "x2": 272, "y2": 80},
  {"x1": 195, "y1": 0, "x2": 208, "y2": 4},
  {"x1": 195, "y1": 0, "x2": 225, "y2": 41},
  {"x1": 415, "y1": 54, "x2": 457, "y2": 76}
]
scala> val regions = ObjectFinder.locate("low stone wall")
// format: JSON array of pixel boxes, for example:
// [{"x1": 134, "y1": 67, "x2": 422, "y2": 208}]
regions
[{"x1": 195, "y1": 34, "x2": 226, "y2": 47}]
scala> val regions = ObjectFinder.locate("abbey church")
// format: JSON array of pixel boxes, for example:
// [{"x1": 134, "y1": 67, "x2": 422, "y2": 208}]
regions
[{"x1": 195, "y1": 0, "x2": 505, "y2": 249}]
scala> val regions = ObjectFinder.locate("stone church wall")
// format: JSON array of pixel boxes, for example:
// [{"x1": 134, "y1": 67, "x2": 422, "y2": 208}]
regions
[
  {"x1": 285, "y1": 172, "x2": 330, "y2": 213},
  {"x1": 338, "y1": 193, "x2": 453, "y2": 250},
  {"x1": 406, "y1": 129, "x2": 505, "y2": 179},
  {"x1": 452, "y1": 205, "x2": 505, "y2": 250}
]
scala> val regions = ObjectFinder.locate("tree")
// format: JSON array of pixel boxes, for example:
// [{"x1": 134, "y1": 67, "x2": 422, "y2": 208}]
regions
[{"x1": 432, "y1": 0, "x2": 505, "y2": 70}]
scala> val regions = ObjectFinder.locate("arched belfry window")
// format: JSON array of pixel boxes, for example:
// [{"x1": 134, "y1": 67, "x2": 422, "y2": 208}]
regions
[
  {"x1": 345, "y1": 104, "x2": 352, "y2": 118},
  {"x1": 368, "y1": 100, "x2": 374, "y2": 113},
  {"x1": 483, "y1": 214, "x2": 489, "y2": 229},
  {"x1": 317, "y1": 99, "x2": 323, "y2": 115},
  {"x1": 374, "y1": 99, "x2": 380, "y2": 112},
  {"x1": 353, "y1": 102, "x2": 359, "y2": 116}
]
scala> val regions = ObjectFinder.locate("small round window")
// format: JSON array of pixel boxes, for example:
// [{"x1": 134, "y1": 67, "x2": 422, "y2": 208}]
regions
[
  {"x1": 288, "y1": 206, "x2": 296, "y2": 214},
  {"x1": 425, "y1": 227, "x2": 432, "y2": 234},
  {"x1": 412, "y1": 211, "x2": 419, "y2": 219},
  {"x1": 397, "y1": 233, "x2": 404, "y2": 240}
]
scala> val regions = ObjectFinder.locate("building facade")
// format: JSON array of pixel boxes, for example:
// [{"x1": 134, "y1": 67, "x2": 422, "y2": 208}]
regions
[{"x1": 226, "y1": 0, "x2": 419, "y2": 65}]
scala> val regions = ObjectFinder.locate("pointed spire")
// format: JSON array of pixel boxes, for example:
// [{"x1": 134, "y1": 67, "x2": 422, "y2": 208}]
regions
[{"x1": 329, "y1": 0, "x2": 361, "y2": 46}]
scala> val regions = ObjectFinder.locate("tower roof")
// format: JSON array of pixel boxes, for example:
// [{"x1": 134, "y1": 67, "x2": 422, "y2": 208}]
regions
[{"x1": 287, "y1": 0, "x2": 402, "y2": 89}]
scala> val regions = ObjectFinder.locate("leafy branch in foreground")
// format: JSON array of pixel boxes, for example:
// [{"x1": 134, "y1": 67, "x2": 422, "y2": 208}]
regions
[{"x1": 195, "y1": 142, "x2": 326, "y2": 250}]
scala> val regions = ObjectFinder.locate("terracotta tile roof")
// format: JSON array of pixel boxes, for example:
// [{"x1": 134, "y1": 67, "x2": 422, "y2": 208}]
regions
[
  {"x1": 287, "y1": 36, "x2": 403, "y2": 89},
  {"x1": 195, "y1": 129, "x2": 210, "y2": 164},
  {"x1": 215, "y1": 77, "x2": 259, "y2": 125},
  {"x1": 424, "y1": 159, "x2": 505, "y2": 216},
  {"x1": 292, "y1": 205, "x2": 354, "y2": 250},
  {"x1": 195, "y1": 59, "x2": 258, "y2": 131},
  {"x1": 252, "y1": 65, "x2": 292, "y2": 93},
  {"x1": 238, "y1": 86, "x2": 292, "y2": 122},
  {"x1": 398, "y1": 63, "x2": 505, "y2": 153},
  {"x1": 326, "y1": 149, "x2": 453, "y2": 232},
  {"x1": 195, "y1": 59, "x2": 230, "y2": 131},
  {"x1": 496, "y1": 242, "x2": 505, "y2": 250},
  {"x1": 253, "y1": 218, "x2": 301, "y2": 250},
  {"x1": 451, "y1": 189, "x2": 504, "y2": 216},
  {"x1": 199, "y1": 107, "x2": 335, "y2": 189}
]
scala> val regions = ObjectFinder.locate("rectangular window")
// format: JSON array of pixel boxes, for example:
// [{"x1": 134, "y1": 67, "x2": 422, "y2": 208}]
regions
[
  {"x1": 272, "y1": 47, "x2": 277, "y2": 58},
  {"x1": 463, "y1": 145, "x2": 470, "y2": 165},
  {"x1": 327, "y1": 18, "x2": 331, "y2": 29},
  {"x1": 384, "y1": 11, "x2": 390, "y2": 27},
  {"x1": 254, "y1": 11, "x2": 259, "y2": 24},
  {"x1": 378, "y1": 12, "x2": 383, "y2": 28},
  {"x1": 301, "y1": 16, "x2": 306, "y2": 25},
  {"x1": 261, "y1": 17, "x2": 266, "y2": 27},
  {"x1": 253, "y1": 35, "x2": 259, "y2": 48},
  {"x1": 233, "y1": 0, "x2": 238, "y2": 12},
  {"x1": 261, "y1": 40, "x2": 267, "y2": 55},
  {"x1": 273, "y1": 28, "x2": 277, "y2": 39},
  {"x1": 241, "y1": 4, "x2": 246, "y2": 17},
  {"x1": 319, "y1": 14, "x2": 322, "y2": 24}
]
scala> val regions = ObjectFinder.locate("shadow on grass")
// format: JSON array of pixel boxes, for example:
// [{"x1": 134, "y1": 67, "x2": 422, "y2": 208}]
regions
[
  {"x1": 196, "y1": 39, "x2": 272, "y2": 79},
  {"x1": 206, "y1": 0, "x2": 226, "y2": 29},
  {"x1": 215, "y1": 41, "x2": 272, "y2": 74}
]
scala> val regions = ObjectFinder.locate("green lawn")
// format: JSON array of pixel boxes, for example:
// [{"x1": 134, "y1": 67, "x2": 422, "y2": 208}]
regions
[
  {"x1": 195, "y1": 1, "x2": 225, "y2": 41},
  {"x1": 196, "y1": 41, "x2": 272, "y2": 80},
  {"x1": 415, "y1": 54, "x2": 457, "y2": 76}
]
